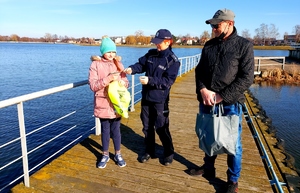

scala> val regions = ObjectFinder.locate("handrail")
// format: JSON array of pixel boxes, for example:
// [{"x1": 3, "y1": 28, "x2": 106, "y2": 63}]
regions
[
  {"x1": 0, "y1": 80, "x2": 88, "y2": 109},
  {"x1": 254, "y1": 56, "x2": 285, "y2": 75},
  {"x1": 243, "y1": 103, "x2": 286, "y2": 192},
  {"x1": 0, "y1": 53, "x2": 201, "y2": 191},
  {"x1": 291, "y1": 42, "x2": 300, "y2": 49}
]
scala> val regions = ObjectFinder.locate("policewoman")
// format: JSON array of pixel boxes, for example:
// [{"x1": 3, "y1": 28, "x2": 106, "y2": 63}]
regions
[{"x1": 124, "y1": 29, "x2": 181, "y2": 166}]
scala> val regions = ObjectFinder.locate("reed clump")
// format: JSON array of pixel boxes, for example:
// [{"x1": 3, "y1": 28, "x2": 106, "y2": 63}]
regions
[{"x1": 254, "y1": 64, "x2": 300, "y2": 85}]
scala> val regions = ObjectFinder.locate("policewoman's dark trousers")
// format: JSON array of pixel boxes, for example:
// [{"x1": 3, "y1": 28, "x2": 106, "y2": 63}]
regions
[{"x1": 140, "y1": 99, "x2": 174, "y2": 157}]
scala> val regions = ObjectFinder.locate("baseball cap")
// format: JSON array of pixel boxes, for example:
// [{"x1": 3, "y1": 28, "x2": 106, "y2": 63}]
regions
[
  {"x1": 150, "y1": 29, "x2": 172, "y2": 44},
  {"x1": 205, "y1": 9, "x2": 235, "y2": 25}
]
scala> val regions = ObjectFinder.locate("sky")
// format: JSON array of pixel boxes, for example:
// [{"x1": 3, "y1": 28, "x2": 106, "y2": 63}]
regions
[{"x1": 0, "y1": 0, "x2": 299, "y2": 39}]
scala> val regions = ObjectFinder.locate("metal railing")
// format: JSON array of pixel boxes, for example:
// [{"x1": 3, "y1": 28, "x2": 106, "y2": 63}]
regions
[
  {"x1": 291, "y1": 42, "x2": 300, "y2": 49},
  {"x1": 243, "y1": 104, "x2": 286, "y2": 193},
  {"x1": 0, "y1": 53, "x2": 201, "y2": 191},
  {"x1": 254, "y1": 56, "x2": 285, "y2": 75}
]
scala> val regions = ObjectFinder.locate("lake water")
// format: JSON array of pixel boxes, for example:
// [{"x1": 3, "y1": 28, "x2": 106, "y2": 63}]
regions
[
  {"x1": 249, "y1": 84, "x2": 300, "y2": 171},
  {"x1": 0, "y1": 43, "x2": 299, "y2": 192}
]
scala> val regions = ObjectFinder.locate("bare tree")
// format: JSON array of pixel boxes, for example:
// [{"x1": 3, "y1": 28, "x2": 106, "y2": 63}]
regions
[
  {"x1": 293, "y1": 25, "x2": 300, "y2": 35},
  {"x1": 255, "y1": 23, "x2": 280, "y2": 45},
  {"x1": 135, "y1": 30, "x2": 144, "y2": 37},
  {"x1": 199, "y1": 31, "x2": 210, "y2": 45},
  {"x1": 135, "y1": 30, "x2": 144, "y2": 44},
  {"x1": 294, "y1": 25, "x2": 300, "y2": 42},
  {"x1": 52, "y1": 34, "x2": 58, "y2": 41},
  {"x1": 283, "y1": 32, "x2": 289, "y2": 42},
  {"x1": 241, "y1": 29, "x2": 251, "y2": 40},
  {"x1": 44, "y1": 33, "x2": 52, "y2": 42},
  {"x1": 268, "y1": 23, "x2": 280, "y2": 39},
  {"x1": 255, "y1": 23, "x2": 268, "y2": 45}
]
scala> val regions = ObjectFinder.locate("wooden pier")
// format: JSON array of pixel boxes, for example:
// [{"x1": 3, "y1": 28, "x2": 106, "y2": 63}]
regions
[{"x1": 11, "y1": 70, "x2": 297, "y2": 193}]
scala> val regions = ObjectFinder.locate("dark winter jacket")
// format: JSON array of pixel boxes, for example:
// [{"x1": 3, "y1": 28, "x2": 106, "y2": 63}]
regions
[
  {"x1": 195, "y1": 27, "x2": 254, "y2": 105},
  {"x1": 129, "y1": 48, "x2": 180, "y2": 103}
]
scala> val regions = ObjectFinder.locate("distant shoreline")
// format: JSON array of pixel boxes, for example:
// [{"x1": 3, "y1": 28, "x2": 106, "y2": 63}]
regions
[
  {"x1": 0, "y1": 41, "x2": 294, "y2": 50},
  {"x1": 79, "y1": 43, "x2": 294, "y2": 50}
]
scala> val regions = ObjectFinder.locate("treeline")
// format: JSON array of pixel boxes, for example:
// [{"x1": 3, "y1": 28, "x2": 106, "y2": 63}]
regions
[
  {"x1": 1, "y1": 23, "x2": 300, "y2": 46},
  {"x1": 0, "y1": 33, "x2": 81, "y2": 44}
]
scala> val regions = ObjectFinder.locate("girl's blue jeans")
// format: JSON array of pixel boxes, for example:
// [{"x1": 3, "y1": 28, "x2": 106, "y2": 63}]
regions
[{"x1": 199, "y1": 102, "x2": 243, "y2": 183}]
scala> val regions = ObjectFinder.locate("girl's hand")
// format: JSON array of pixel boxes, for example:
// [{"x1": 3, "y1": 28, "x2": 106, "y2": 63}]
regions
[
  {"x1": 108, "y1": 72, "x2": 120, "y2": 82},
  {"x1": 115, "y1": 55, "x2": 122, "y2": 61},
  {"x1": 118, "y1": 80, "x2": 126, "y2": 87}
]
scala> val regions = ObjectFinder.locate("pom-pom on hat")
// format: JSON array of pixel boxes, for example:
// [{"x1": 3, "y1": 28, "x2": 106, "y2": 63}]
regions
[{"x1": 100, "y1": 35, "x2": 116, "y2": 55}]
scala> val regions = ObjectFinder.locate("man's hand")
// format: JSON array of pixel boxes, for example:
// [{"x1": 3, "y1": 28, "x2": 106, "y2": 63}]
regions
[
  {"x1": 200, "y1": 88, "x2": 223, "y2": 106},
  {"x1": 200, "y1": 88, "x2": 216, "y2": 106}
]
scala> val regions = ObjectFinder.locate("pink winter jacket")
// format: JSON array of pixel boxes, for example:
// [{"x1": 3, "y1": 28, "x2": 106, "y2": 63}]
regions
[{"x1": 88, "y1": 56, "x2": 129, "y2": 119}]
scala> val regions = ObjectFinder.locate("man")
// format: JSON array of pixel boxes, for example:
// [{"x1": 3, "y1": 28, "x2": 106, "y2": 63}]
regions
[
  {"x1": 124, "y1": 29, "x2": 180, "y2": 166},
  {"x1": 191, "y1": 9, "x2": 254, "y2": 193}
]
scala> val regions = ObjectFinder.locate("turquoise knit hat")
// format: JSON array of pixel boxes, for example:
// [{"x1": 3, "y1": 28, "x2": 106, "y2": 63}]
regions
[{"x1": 100, "y1": 36, "x2": 116, "y2": 55}]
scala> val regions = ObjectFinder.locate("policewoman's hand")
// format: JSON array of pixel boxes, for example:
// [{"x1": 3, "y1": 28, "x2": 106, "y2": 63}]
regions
[
  {"x1": 139, "y1": 76, "x2": 148, "y2": 85},
  {"x1": 124, "y1": 68, "x2": 132, "y2": 74}
]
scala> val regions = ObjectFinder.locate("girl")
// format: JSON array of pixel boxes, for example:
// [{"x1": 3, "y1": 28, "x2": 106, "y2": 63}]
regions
[{"x1": 88, "y1": 36, "x2": 129, "y2": 168}]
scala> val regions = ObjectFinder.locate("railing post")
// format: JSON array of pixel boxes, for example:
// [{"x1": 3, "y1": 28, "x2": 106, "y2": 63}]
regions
[
  {"x1": 95, "y1": 117, "x2": 101, "y2": 135},
  {"x1": 186, "y1": 57, "x2": 189, "y2": 72},
  {"x1": 183, "y1": 57, "x2": 188, "y2": 74},
  {"x1": 258, "y1": 58, "x2": 261, "y2": 72},
  {"x1": 179, "y1": 58, "x2": 183, "y2": 76},
  {"x1": 17, "y1": 102, "x2": 30, "y2": 187},
  {"x1": 130, "y1": 75, "x2": 135, "y2": 112}
]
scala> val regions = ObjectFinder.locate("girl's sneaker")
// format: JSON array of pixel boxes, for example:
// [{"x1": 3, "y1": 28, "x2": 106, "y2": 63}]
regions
[
  {"x1": 97, "y1": 155, "x2": 110, "y2": 169},
  {"x1": 114, "y1": 154, "x2": 126, "y2": 167}
]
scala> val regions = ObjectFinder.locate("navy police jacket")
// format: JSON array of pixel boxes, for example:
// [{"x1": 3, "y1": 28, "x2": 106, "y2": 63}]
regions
[{"x1": 129, "y1": 47, "x2": 180, "y2": 103}]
